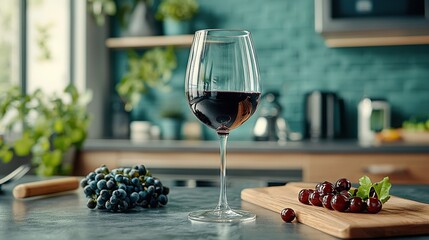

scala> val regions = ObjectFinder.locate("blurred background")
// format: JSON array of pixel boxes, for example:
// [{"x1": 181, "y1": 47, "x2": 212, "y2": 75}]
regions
[
  {"x1": 1, "y1": 0, "x2": 428, "y2": 179},
  {"x1": 1, "y1": 0, "x2": 428, "y2": 140}
]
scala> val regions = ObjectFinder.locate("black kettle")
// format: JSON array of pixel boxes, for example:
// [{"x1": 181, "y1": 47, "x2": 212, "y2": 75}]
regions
[{"x1": 304, "y1": 91, "x2": 345, "y2": 140}]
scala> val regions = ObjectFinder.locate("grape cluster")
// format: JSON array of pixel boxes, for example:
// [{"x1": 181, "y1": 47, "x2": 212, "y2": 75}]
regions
[
  {"x1": 81, "y1": 165, "x2": 169, "y2": 212},
  {"x1": 298, "y1": 178, "x2": 382, "y2": 214}
]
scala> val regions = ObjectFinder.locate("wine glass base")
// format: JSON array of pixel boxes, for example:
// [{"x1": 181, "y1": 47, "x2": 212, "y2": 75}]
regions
[{"x1": 188, "y1": 209, "x2": 256, "y2": 223}]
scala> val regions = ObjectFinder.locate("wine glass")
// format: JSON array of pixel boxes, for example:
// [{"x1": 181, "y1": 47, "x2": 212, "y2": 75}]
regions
[{"x1": 185, "y1": 29, "x2": 261, "y2": 223}]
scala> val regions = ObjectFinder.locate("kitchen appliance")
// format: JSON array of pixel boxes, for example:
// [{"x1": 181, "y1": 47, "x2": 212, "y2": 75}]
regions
[
  {"x1": 305, "y1": 91, "x2": 345, "y2": 140},
  {"x1": 242, "y1": 183, "x2": 429, "y2": 239},
  {"x1": 253, "y1": 92, "x2": 287, "y2": 142},
  {"x1": 358, "y1": 97, "x2": 390, "y2": 144}
]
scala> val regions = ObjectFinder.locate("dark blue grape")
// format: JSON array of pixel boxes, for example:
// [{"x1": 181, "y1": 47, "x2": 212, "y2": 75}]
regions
[
  {"x1": 123, "y1": 168, "x2": 131, "y2": 176},
  {"x1": 89, "y1": 181, "x2": 97, "y2": 191},
  {"x1": 106, "y1": 180, "x2": 116, "y2": 190},
  {"x1": 80, "y1": 178, "x2": 88, "y2": 188},
  {"x1": 130, "y1": 192, "x2": 139, "y2": 203},
  {"x1": 154, "y1": 178, "x2": 162, "y2": 188},
  {"x1": 105, "y1": 201, "x2": 112, "y2": 210},
  {"x1": 114, "y1": 174, "x2": 123, "y2": 183},
  {"x1": 122, "y1": 177, "x2": 130, "y2": 185},
  {"x1": 83, "y1": 185, "x2": 94, "y2": 197},
  {"x1": 112, "y1": 190, "x2": 120, "y2": 197},
  {"x1": 138, "y1": 165, "x2": 147, "y2": 176},
  {"x1": 158, "y1": 194, "x2": 168, "y2": 206},
  {"x1": 145, "y1": 177, "x2": 154, "y2": 186},
  {"x1": 149, "y1": 197, "x2": 158, "y2": 208},
  {"x1": 100, "y1": 166, "x2": 109, "y2": 174},
  {"x1": 117, "y1": 189, "x2": 127, "y2": 200},
  {"x1": 95, "y1": 173, "x2": 105, "y2": 181},
  {"x1": 97, "y1": 179, "x2": 107, "y2": 190},
  {"x1": 139, "y1": 191, "x2": 149, "y2": 202},
  {"x1": 147, "y1": 185, "x2": 155, "y2": 195},
  {"x1": 97, "y1": 196, "x2": 106, "y2": 207},
  {"x1": 118, "y1": 183, "x2": 127, "y2": 191},
  {"x1": 124, "y1": 197, "x2": 130, "y2": 206},
  {"x1": 118, "y1": 200, "x2": 128, "y2": 211},
  {"x1": 110, "y1": 195, "x2": 119, "y2": 205},
  {"x1": 87, "y1": 199, "x2": 97, "y2": 209},
  {"x1": 100, "y1": 189, "x2": 110, "y2": 200},
  {"x1": 105, "y1": 175, "x2": 112, "y2": 181},
  {"x1": 134, "y1": 186, "x2": 142, "y2": 192},
  {"x1": 162, "y1": 186, "x2": 170, "y2": 195},
  {"x1": 86, "y1": 172, "x2": 96, "y2": 181},
  {"x1": 131, "y1": 177, "x2": 140, "y2": 186},
  {"x1": 129, "y1": 169, "x2": 138, "y2": 178}
]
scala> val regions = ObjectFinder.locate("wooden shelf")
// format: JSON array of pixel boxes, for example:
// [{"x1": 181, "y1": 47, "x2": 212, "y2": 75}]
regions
[
  {"x1": 105, "y1": 35, "x2": 194, "y2": 49},
  {"x1": 324, "y1": 35, "x2": 429, "y2": 48}
]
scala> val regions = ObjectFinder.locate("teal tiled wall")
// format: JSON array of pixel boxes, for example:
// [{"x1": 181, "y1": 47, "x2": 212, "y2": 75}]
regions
[{"x1": 113, "y1": 0, "x2": 429, "y2": 140}]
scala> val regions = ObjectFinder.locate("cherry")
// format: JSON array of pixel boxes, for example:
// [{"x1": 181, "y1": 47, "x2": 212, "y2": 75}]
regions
[
  {"x1": 309, "y1": 191, "x2": 323, "y2": 206},
  {"x1": 318, "y1": 181, "x2": 335, "y2": 195},
  {"x1": 335, "y1": 178, "x2": 351, "y2": 192},
  {"x1": 280, "y1": 208, "x2": 296, "y2": 222},
  {"x1": 322, "y1": 193, "x2": 334, "y2": 210},
  {"x1": 349, "y1": 197, "x2": 366, "y2": 213},
  {"x1": 298, "y1": 189, "x2": 313, "y2": 205},
  {"x1": 331, "y1": 194, "x2": 349, "y2": 212},
  {"x1": 366, "y1": 197, "x2": 382, "y2": 214},
  {"x1": 339, "y1": 190, "x2": 352, "y2": 199}
]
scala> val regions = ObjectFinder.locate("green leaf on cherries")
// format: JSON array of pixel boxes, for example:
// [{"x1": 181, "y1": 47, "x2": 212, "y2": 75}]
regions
[
  {"x1": 373, "y1": 177, "x2": 391, "y2": 204},
  {"x1": 356, "y1": 176, "x2": 391, "y2": 204},
  {"x1": 356, "y1": 176, "x2": 372, "y2": 199}
]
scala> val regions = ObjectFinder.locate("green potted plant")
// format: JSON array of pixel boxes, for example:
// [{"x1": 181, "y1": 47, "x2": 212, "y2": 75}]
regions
[
  {"x1": 0, "y1": 84, "x2": 91, "y2": 176},
  {"x1": 159, "y1": 107, "x2": 184, "y2": 140},
  {"x1": 87, "y1": 0, "x2": 161, "y2": 36},
  {"x1": 156, "y1": 0, "x2": 199, "y2": 35},
  {"x1": 116, "y1": 47, "x2": 177, "y2": 112},
  {"x1": 117, "y1": 0, "x2": 161, "y2": 36},
  {"x1": 86, "y1": 0, "x2": 117, "y2": 26}
]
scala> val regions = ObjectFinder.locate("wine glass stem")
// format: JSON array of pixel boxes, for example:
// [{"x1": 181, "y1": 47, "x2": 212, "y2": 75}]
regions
[{"x1": 216, "y1": 133, "x2": 231, "y2": 212}]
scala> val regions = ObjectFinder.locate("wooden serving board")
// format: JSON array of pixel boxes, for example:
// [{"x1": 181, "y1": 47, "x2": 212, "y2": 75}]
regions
[{"x1": 241, "y1": 182, "x2": 429, "y2": 239}]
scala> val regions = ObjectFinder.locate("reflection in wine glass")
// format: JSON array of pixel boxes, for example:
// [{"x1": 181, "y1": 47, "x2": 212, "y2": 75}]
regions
[{"x1": 185, "y1": 29, "x2": 261, "y2": 223}]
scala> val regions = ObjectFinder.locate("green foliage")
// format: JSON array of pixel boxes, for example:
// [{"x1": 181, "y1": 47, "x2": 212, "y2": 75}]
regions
[
  {"x1": 356, "y1": 176, "x2": 392, "y2": 204},
  {"x1": 402, "y1": 116, "x2": 429, "y2": 132},
  {"x1": 160, "y1": 108, "x2": 184, "y2": 120},
  {"x1": 0, "y1": 84, "x2": 91, "y2": 176},
  {"x1": 116, "y1": 47, "x2": 177, "y2": 111},
  {"x1": 87, "y1": 0, "x2": 156, "y2": 28},
  {"x1": 156, "y1": 0, "x2": 198, "y2": 21},
  {"x1": 87, "y1": 0, "x2": 117, "y2": 26},
  {"x1": 116, "y1": 0, "x2": 155, "y2": 29}
]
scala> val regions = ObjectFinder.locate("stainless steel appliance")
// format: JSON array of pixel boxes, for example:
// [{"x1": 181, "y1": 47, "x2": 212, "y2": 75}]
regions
[
  {"x1": 253, "y1": 92, "x2": 287, "y2": 142},
  {"x1": 305, "y1": 91, "x2": 345, "y2": 140},
  {"x1": 358, "y1": 97, "x2": 390, "y2": 144}
]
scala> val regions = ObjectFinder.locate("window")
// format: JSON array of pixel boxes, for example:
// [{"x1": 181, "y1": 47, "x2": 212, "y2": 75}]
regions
[
  {"x1": 0, "y1": 0, "x2": 78, "y2": 94},
  {"x1": 0, "y1": 0, "x2": 20, "y2": 90},
  {"x1": 27, "y1": 0, "x2": 71, "y2": 94}
]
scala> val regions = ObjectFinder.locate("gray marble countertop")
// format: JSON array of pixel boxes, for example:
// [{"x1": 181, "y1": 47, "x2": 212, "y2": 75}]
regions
[
  {"x1": 83, "y1": 139, "x2": 429, "y2": 153},
  {"x1": 1, "y1": 175, "x2": 429, "y2": 240}
]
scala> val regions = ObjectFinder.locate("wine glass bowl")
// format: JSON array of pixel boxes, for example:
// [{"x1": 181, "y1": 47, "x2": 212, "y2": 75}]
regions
[{"x1": 185, "y1": 29, "x2": 261, "y2": 223}]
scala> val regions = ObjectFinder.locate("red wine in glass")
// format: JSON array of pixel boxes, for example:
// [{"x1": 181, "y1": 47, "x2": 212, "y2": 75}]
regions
[
  {"x1": 185, "y1": 29, "x2": 261, "y2": 223},
  {"x1": 186, "y1": 91, "x2": 261, "y2": 134}
]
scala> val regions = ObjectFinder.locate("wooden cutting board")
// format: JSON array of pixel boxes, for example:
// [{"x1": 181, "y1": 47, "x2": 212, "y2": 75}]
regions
[{"x1": 241, "y1": 182, "x2": 429, "y2": 239}]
